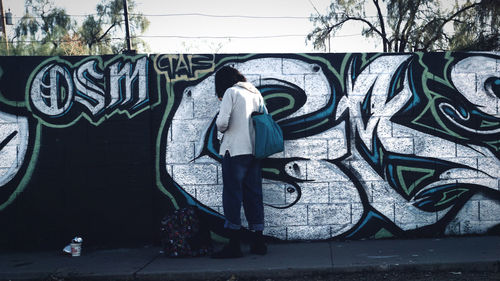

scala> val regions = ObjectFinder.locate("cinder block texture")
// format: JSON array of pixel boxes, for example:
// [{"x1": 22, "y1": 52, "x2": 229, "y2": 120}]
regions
[
  {"x1": 1, "y1": 52, "x2": 499, "y2": 251},
  {"x1": 162, "y1": 53, "x2": 500, "y2": 241}
]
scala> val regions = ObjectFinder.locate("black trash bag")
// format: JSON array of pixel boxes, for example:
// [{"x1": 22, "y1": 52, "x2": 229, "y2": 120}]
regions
[{"x1": 160, "y1": 206, "x2": 212, "y2": 257}]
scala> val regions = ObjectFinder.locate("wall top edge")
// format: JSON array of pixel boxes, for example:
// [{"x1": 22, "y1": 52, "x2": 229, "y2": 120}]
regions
[{"x1": 0, "y1": 51, "x2": 499, "y2": 58}]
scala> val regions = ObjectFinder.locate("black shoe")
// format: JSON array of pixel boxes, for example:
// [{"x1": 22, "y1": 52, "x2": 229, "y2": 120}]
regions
[
  {"x1": 250, "y1": 231, "x2": 267, "y2": 255},
  {"x1": 250, "y1": 242, "x2": 267, "y2": 255},
  {"x1": 211, "y1": 244, "x2": 243, "y2": 258},
  {"x1": 211, "y1": 229, "x2": 243, "y2": 259}
]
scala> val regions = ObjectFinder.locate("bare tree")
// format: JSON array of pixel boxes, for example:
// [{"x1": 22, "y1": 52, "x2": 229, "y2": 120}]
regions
[{"x1": 307, "y1": 0, "x2": 499, "y2": 52}]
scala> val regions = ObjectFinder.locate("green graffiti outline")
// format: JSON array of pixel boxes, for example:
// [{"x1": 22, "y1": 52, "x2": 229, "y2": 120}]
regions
[
  {"x1": 485, "y1": 139, "x2": 500, "y2": 151},
  {"x1": 264, "y1": 93, "x2": 295, "y2": 116},
  {"x1": 300, "y1": 53, "x2": 350, "y2": 92},
  {"x1": 0, "y1": 121, "x2": 41, "y2": 211},
  {"x1": 481, "y1": 120, "x2": 500, "y2": 128},
  {"x1": 0, "y1": 91, "x2": 21, "y2": 107},
  {"x1": 396, "y1": 166, "x2": 435, "y2": 196},
  {"x1": 435, "y1": 188, "x2": 469, "y2": 207},
  {"x1": 262, "y1": 168, "x2": 280, "y2": 175},
  {"x1": 374, "y1": 228, "x2": 394, "y2": 239},
  {"x1": 410, "y1": 52, "x2": 467, "y2": 140},
  {"x1": 155, "y1": 78, "x2": 179, "y2": 209},
  {"x1": 293, "y1": 118, "x2": 330, "y2": 133}
]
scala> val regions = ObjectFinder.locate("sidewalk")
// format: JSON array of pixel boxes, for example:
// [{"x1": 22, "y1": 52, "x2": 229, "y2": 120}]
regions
[{"x1": 1, "y1": 236, "x2": 499, "y2": 281}]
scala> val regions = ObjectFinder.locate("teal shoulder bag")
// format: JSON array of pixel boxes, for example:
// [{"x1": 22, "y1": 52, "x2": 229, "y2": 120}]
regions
[{"x1": 251, "y1": 101, "x2": 284, "y2": 159}]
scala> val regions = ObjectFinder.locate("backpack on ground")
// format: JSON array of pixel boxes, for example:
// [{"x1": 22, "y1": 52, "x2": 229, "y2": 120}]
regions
[{"x1": 160, "y1": 206, "x2": 212, "y2": 257}]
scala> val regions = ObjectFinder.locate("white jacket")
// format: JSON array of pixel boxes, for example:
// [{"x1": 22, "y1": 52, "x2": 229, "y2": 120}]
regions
[{"x1": 216, "y1": 82, "x2": 266, "y2": 156}]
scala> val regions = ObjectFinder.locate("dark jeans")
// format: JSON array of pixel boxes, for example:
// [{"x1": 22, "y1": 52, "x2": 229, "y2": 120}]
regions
[{"x1": 222, "y1": 152, "x2": 264, "y2": 231}]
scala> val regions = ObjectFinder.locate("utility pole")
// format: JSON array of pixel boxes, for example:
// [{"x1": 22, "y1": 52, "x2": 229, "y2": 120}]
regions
[
  {"x1": 122, "y1": 0, "x2": 133, "y2": 53},
  {"x1": 0, "y1": 0, "x2": 8, "y2": 53}
]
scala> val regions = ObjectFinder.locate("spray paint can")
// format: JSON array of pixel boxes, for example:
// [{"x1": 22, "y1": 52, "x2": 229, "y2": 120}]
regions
[{"x1": 70, "y1": 237, "x2": 83, "y2": 257}]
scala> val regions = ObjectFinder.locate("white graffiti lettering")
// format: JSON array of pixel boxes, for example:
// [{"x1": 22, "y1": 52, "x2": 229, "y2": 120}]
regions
[
  {"x1": 74, "y1": 60, "x2": 105, "y2": 115},
  {"x1": 109, "y1": 58, "x2": 148, "y2": 109},
  {"x1": 31, "y1": 64, "x2": 74, "y2": 116},
  {"x1": 29, "y1": 57, "x2": 148, "y2": 120}
]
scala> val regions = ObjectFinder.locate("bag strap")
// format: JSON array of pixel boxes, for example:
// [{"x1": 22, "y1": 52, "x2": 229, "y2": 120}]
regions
[{"x1": 258, "y1": 96, "x2": 267, "y2": 114}]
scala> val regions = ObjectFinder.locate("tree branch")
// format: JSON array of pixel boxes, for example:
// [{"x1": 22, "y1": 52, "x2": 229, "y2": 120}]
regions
[
  {"x1": 399, "y1": 0, "x2": 422, "y2": 52},
  {"x1": 324, "y1": 15, "x2": 387, "y2": 45},
  {"x1": 96, "y1": 21, "x2": 119, "y2": 44},
  {"x1": 373, "y1": 0, "x2": 387, "y2": 52},
  {"x1": 418, "y1": 1, "x2": 482, "y2": 51},
  {"x1": 392, "y1": 2, "x2": 405, "y2": 52}
]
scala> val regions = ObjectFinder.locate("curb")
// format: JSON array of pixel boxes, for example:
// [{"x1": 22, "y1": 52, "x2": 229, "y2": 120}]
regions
[{"x1": 48, "y1": 261, "x2": 497, "y2": 281}]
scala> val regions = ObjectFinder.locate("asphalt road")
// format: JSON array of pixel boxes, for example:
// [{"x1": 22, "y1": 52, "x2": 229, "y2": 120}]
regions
[{"x1": 210, "y1": 271, "x2": 500, "y2": 281}]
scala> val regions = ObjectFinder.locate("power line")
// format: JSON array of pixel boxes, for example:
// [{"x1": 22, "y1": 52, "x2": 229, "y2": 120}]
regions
[
  {"x1": 138, "y1": 34, "x2": 307, "y2": 39},
  {"x1": 130, "y1": 13, "x2": 311, "y2": 19},
  {"x1": 136, "y1": 33, "x2": 362, "y2": 39},
  {"x1": 11, "y1": 12, "x2": 382, "y2": 20},
  {"x1": 8, "y1": 32, "x2": 363, "y2": 44},
  {"x1": 10, "y1": 13, "x2": 312, "y2": 19},
  {"x1": 9, "y1": 37, "x2": 123, "y2": 44},
  {"x1": 11, "y1": 14, "x2": 97, "y2": 19},
  {"x1": 130, "y1": 12, "x2": 381, "y2": 19}
]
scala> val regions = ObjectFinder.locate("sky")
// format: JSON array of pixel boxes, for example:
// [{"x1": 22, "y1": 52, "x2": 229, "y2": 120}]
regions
[{"x1": 2, "y1": 0, "x2": 381, "y2": 54}]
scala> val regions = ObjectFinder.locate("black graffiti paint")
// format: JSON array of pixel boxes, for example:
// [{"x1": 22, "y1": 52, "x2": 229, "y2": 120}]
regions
[
  {"x1": 0, "y1": 52, "x2": 498, "y2": 251},
  {"x1": 0, "y1": 131, "x2": 17, "y2": 151}
]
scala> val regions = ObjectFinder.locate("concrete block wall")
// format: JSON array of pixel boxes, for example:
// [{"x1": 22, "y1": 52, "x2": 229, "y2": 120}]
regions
[
  {"x1": 0, "y1": 52, "x2": 499, "y2": 249},
  {"x1": 165, "y1": 53, "x2": 500, "y2": 240}
]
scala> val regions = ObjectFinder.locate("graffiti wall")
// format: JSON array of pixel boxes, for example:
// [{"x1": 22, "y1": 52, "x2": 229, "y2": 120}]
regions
[{"x1": 0, "y1": 52, "x2": 499, "y2": 249}]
